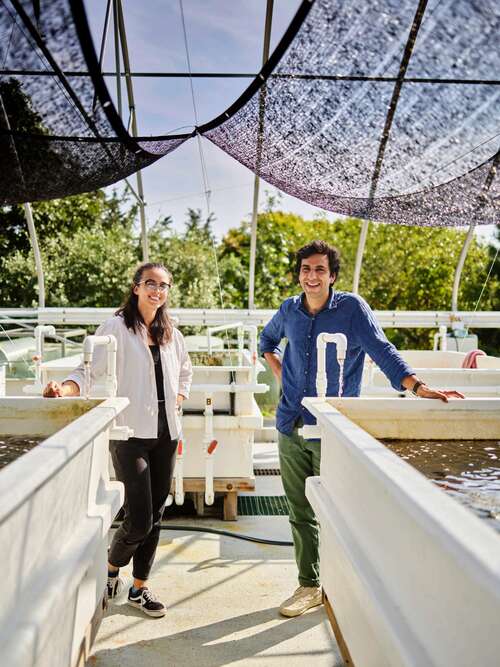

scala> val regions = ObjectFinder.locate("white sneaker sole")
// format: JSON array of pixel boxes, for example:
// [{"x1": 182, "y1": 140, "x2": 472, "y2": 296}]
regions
[
  {"x1": 127, "y1": 599, "x2": 166, "y2": 617},
  {"x1": 279, "y1": 597, "x2": 322, "y2": 617}
]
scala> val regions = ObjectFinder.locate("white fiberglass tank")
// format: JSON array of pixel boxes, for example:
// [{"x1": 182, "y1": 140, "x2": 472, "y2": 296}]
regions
[
  {"x1": 304, "y1": 396, "x2": 500, "y2": 667},
  {"x1": 0, "y1": 395, "x2": 128, "y2": 667}
]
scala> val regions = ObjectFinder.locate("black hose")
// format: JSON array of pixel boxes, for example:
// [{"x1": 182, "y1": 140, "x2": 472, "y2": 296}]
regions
[{"x1": 111, "y1": 522, "x2": 293, "y2": 546}]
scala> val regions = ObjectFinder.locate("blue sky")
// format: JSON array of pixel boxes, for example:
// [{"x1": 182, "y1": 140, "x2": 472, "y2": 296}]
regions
[{"x1": 84, "y1": 0, "x2": 496, "y2": 244}]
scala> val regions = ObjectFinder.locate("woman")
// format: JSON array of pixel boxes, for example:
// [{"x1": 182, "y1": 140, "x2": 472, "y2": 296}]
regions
[{"x1": 43, "y1": 262, "x2": 192, "y2": 617}]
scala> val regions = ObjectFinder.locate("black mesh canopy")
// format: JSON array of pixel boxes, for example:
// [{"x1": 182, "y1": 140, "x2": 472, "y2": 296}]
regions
[
  {"x1": 0, "y1": 0, "x2": 184, "y2": 204},
  {"x1": 0, "y1": 0, "x2": 499, "y2": 226}
]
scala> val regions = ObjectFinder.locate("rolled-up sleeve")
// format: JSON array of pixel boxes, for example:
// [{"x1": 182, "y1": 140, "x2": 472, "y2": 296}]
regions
[
  {"x1": 260, "y1": 305, "x2": 286, "y2": 357},
  {"x1": 352, "y1": 298, "x2": 414, "y2": 391},
  {"x1": 177, "y1": 334, "x2": 193, "y2": 399}
]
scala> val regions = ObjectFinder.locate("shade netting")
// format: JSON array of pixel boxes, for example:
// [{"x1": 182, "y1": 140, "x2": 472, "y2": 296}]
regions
[{"x1": 0, "y1": 0, "x2": 499, "y2": 226}]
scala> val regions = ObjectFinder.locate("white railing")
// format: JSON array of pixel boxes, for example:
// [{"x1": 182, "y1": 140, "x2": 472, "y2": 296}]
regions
[{"x1": 1, "y1": 307, "x2": 500, "y2": 328}]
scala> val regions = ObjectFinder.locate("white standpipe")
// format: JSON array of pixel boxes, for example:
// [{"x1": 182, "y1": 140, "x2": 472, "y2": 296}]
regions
[
  {"x1": 243, "y1": 325, "x2": 258, "y2": 385},
  {"x1": 82, "y1": 334, "x2": 132, "y2": 441},
  {"x1": 433, "y1": 325, "x2": 448, "y2": 351},
  {"x1": 316, "y1": 332, "x2": 348, "y2": 399},
  {"x1": 203, "y1": 394, "x2": 218, "y2": 505},
  {"x1": 23, "y1": 324, "x2": 56, "y2": 394},
  {"x1": 166, "y1": 437, "x2": 185, "y2": 507},
  {"x1": 83, "y1": 334, "x2": 118, "y2": 399},
  {"x1": 174, "y1": 439, "x2": 185, "y2": 505}
]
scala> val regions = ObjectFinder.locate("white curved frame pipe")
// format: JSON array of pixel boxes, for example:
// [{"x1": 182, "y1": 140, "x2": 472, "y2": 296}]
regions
[
  {"x1": 24, "y1": 203, "x2": 46, "y2": 308},
  {"x1": 452, "y1": 222, "x2": 476, "y2": 313},
  {"x1": 352, "y1": 219, "x2": 370, "y2": 294}
]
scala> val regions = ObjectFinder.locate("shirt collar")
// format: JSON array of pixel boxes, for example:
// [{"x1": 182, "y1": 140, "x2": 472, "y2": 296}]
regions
[{"x1": 296, "y1": 288, "x2": 338, "y2": 313}]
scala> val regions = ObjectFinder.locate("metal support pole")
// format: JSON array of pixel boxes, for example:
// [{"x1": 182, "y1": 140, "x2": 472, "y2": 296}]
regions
[
  {"x1": 353, "y1": 0, "x2": 427, "y2": 294},
  {"x1": 24, "y1": 203, "x2": 45, "y2": 308},
  {"x1": 248, "y1": 0, "x2": 274, "y2": 309},
  {"x1": 112, "y1": 0, "x2": 122, "y2": 118},
  {"x1": 352, "y1": 219, "x2": 369, "y2": 294},
  {"x1": 115, "y1": 0, "x2": 149, "y2": 261},
  {"x1": 452, "y1": 222, "x2": 476, "y2": 312}
]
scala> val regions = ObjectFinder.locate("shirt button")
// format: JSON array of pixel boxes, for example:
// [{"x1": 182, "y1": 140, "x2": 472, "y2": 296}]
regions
[{"x1": 306, "y1": 352, "x2": 309, "y2": 356}]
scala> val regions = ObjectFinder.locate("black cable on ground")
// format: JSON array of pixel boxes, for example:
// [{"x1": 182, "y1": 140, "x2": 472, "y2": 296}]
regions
[{"x1": 111, "y1": 522, "x2": 293, "y2": 546}]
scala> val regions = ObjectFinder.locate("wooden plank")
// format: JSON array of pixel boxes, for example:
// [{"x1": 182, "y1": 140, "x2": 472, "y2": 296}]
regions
[
  {"x1": 323, "y1": 592, "x2": 355, "y2": 667},
  {"x1": 171, "y1": 477, "x2": 255, "y2": 493},
  {"x1": 223, "y1": 491, "x2": 238, "y2": 521}
]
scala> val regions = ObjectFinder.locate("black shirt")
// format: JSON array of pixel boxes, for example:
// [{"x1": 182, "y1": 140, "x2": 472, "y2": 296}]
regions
[{"x1": 149, "y1": 344, "x2": 165, "y2": 402}]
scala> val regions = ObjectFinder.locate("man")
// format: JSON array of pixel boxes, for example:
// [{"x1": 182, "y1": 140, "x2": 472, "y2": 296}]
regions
[{"x1": 260, "y1": 240, "x2": 464, "y2": 618}]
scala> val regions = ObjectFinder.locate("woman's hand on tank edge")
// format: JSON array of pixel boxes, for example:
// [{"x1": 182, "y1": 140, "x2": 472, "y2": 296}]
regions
[
  {"x1": 417, "y1": 385, "x2": 465, "y2": 402},
  {"x1": 43, "y1": 380, "x2": 80, "y2": 398},
  {"x1": 43, "y1": 381, "x2": 63, "y2": 398}
]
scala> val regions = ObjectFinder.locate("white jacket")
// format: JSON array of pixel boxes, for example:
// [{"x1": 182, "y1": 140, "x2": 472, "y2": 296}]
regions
[{"x1": 65, "y1": 315, "x2": 192, "y2": 439}]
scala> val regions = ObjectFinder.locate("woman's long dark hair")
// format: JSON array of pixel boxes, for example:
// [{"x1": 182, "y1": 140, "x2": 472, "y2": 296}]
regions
[{"x1": 116, "y1": 263, "x2": 174, "y2": 345}]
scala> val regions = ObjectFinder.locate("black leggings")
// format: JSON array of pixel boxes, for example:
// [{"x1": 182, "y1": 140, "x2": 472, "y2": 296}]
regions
[{"x1": 108, "y1": 405, "x2": 177, "y2": 581}]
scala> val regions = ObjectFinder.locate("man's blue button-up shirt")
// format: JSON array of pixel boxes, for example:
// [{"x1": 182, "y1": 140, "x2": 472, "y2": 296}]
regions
[{"x1": 259, "y1": 290, "x2": 414, "y2": 435}]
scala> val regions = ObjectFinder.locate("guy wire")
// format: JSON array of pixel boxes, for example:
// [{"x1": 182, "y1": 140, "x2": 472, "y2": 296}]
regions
[{"x1": 179, "y1": 0, "x2": 236, "y2": 360}]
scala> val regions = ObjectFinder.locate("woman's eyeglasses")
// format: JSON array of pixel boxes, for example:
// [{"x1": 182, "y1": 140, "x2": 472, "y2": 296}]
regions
[{"x1": 137, "y1": 279, "x2": 171, "y2": 293}]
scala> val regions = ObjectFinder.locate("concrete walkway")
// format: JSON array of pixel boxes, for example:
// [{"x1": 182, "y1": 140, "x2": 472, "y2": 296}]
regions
[{"x1": 91, "y1": 517, "x2": 342, "y2": 667}]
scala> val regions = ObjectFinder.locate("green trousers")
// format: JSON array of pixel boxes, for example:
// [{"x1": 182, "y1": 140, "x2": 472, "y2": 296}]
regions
[{"x1": 278, "y1": 427, "x2": 321, "y2": 588}]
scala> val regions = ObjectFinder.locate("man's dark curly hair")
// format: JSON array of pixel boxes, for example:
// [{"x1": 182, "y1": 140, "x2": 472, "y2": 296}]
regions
[{"x1": 295, "y1": 240, "x2": 341, "y2": 281}]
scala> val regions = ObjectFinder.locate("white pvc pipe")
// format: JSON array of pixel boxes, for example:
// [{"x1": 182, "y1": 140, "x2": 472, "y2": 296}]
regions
[
  {"x1": 23, "y1": 324, "x2": 56, "y2": 394},
  {"x1": 203, "y1": 394, "x2": 217, "y2": 505},
  {"x1": 243, "y1": 325, "x2": 258, "y2": 384},
  {"x1": 174, "y1": 439, "x2": 185, "y2": 505},
  {"x1": 316, "y1": 333, "x2": 348, "y2": 398},
  {"x1": 207, "y1": 321, "x2": 244, "y2": 354},
  {"x1": 83, "y1": 334, "x2": 118, "y2": 397},
  {"x1": 433, "y1": 325, "x2": 448, "y2": 351},
  {"x1": 191, "y1": 382, "x2": 268, "y2": 394}
]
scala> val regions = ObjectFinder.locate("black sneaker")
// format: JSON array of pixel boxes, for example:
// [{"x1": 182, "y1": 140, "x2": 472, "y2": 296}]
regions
[
  {"x1": 107, "y1": 573, "x2": 124, "y2": 600},
  {"x1": 127, "y1": 587, "x2": 166, "y2": 617}
]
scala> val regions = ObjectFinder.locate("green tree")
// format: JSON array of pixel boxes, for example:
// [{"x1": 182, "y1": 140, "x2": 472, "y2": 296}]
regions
[
  {"x1": 0, "y1": 190, "x2": 138, "y2": 307},
  {"x1": 0, "y1": 189, "x2": 134, "y2": 256},
  {"x1": 147, "y1": 209, "x2": 220, "y2": 310},
  {"x1": 218, "y1": 210, "x2": 499, "y2": 350}
]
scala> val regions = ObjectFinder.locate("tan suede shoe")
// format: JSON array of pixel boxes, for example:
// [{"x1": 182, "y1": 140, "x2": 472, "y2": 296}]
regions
[{"x1": 279, "y1": 586, "x2": 322, "y2": 617}]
